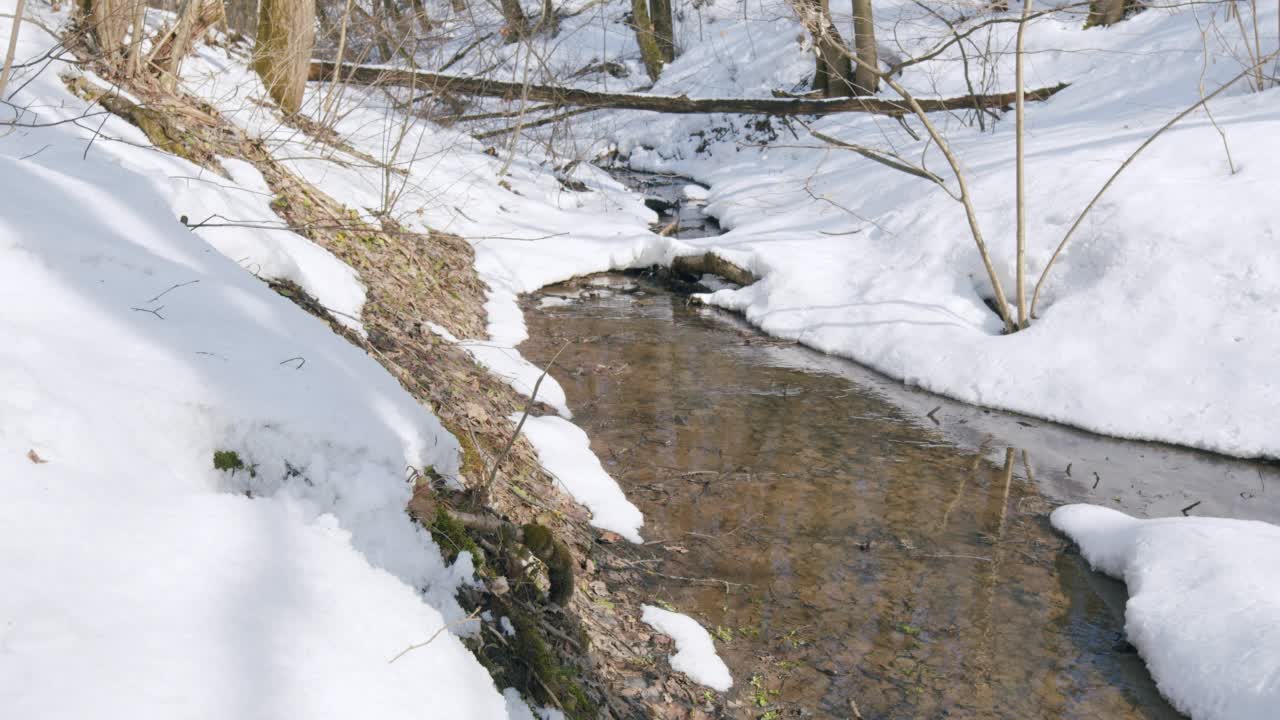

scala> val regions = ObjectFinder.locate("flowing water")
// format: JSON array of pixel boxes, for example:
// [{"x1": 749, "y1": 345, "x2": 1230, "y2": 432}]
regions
[{"x1": 518, "y1": 174, "x2": 1280, "y2": 719}]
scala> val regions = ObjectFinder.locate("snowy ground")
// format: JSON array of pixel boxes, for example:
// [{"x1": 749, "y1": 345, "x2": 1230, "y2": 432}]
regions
[
  {"x1": 389, "y1": 0, "x2": 1280, "y2": 461},
  {"x1": 0, "y1": 3, "x2": 546, "y2": 716},
  {"x1": 1052, "y1": 505, "x2": 1280, "y2": 720},
  {"x1": 5, "y1": 0, "x2": 1278, "y2": 716}
]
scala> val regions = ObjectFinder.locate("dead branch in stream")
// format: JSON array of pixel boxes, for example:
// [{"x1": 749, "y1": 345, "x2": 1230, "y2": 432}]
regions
[{"x1": 309, "y1": 60, "x2": 1068, "y2": 117}]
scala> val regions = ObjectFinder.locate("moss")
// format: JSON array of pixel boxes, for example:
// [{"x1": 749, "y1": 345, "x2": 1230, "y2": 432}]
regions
[
  {"x1": 522, "y1": 524, "x2": 574, "y2": 605},
  {"x1": 427, "y1": 506, "x2": 484, "y2": 567},
  {"x1": 457, "y1": 432, "x2": 485, "y2": 482},
  {"x1": 212, "y1": 450, "x2": 255, "y2": 477},
  {"x1": 510, "y1": 614, "x2": 593, "y2": 717}
]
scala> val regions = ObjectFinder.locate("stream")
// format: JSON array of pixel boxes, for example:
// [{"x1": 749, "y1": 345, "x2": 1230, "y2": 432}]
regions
[{"x1": 518, "y1": 172, "x2": 1280, "y2": 719}]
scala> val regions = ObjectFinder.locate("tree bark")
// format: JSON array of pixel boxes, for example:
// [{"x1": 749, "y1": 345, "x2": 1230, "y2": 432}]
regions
[
  {"x1": 499, "y1": 0, "x2": 527, "y2": 43},
  {"x1": 80, "y1": 0, "x2": 137, "y2": 60},
  {"x1": 1085, "y1": 0, "x2": 1127, "y2": 28},
  {"x1": 650, "y1": 0, "x2": 675, "y2": 63},
  {"x1": 631, "y1": 0, "x2": 665, "y2": 80},
  {"x1": 851, "y1": 0, "x2": 877, "y2": 94},
  {"x1": 254, "y1": 0, "x2": 316, "y2": 113},
  {"x1": 149, "y1": 0, "x2": 224, "y2": 86},
  {"x1": 311, "y1": 59, "x2": 1069, "y2": 116},
  {"x1": 537, "y1": 0, "x2": 559, "y2": 36},
  {"x1": 0, "y1": 0, "x2": 27, "y2": 96},
  {"x1": 797, "y1": 0, "x2": 852, "y2": 97},
  {"x1": 224, "y1": 0, "x2": 258, "y2": 36}
]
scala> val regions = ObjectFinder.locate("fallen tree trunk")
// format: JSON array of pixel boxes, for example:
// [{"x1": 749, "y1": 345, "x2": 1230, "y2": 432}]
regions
[{"x1": 309, "y1": 60, "x2": 1068, "y2": 117}]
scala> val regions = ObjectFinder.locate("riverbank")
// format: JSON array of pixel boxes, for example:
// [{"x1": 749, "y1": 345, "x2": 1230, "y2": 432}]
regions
[
  {"x1": 410, "y1": 0, "x2": 1280, "y2": 462},
  {"x1": 520, "y1": 271, "x2": 1278, "y2": 718},
  {"x1": 0, "y1": 4, "x2": 719, "y2": 717}
]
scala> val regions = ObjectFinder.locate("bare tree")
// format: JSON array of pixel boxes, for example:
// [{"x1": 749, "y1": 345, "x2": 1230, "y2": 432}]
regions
[
  {"x1": 632, "y1": 0, "x2": 665, "y2": 79},
  {"x1": 1085, "y1": 0, "x2": 1139, "y2": 28},
  {"x1": 795, "y1": 0, "x2": 853, "y2": 97},
  {"x1": 499, "y1": 0, "x2": 528, "y2": 43},
  {"x1": 81, "y1": 0, "x2": 141, "y2": 61},
  {"x1": 254, "y1": 0, "x2": 316, "y2": 113},
  {"x1": 851, "y1": 0, "x2": 877, "y2": 94},
  {"x1": 1014, "y1": 0, "x2": 1031, "y2": 327},
  {"x1": 651, "y1": 0, "x2": 675, "y2": 64},
  {"x1": 0, "y1": 0, "x2": 27, "y2": 97}
]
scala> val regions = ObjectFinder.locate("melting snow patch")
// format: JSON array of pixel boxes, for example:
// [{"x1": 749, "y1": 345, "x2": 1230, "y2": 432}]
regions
[
  {"x1": 1051, "y1": 505, "x2": 1280, "y2": 720},
  {"x1": 641, "y1": 606, "x2": 733, "y2": 691},
  {"x1": 514, "y1": 415, "x2": 643, "y2": 542},
  {"x1": 466, "y1": 343, "x2": 572, "y2": 418}
]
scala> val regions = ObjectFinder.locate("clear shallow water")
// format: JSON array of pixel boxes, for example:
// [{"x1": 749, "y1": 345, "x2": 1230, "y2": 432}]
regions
[{"x1": 520, "y1": 272, "x2": 1280, "y2": 719}]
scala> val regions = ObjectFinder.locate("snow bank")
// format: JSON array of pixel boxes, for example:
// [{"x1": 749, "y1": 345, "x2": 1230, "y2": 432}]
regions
[
  {"x1": 1051, "y1": 505, "x2": 1280, "y2": 720},
  {"x1": 640, "y1": 606, "x2": 733, "y2": 691},
  {"x1": 515, "y1": 415, "x2": 644, "y2": 542},
  {"x1": 0, "y1": 3, "x2": 513, "y2": 716},
  {"x1": 464, "y1": 342, "x2": 572, "y2": 418},
  {"x1": 613, "y1": 2, "x2": 1280, "y2": 459}
]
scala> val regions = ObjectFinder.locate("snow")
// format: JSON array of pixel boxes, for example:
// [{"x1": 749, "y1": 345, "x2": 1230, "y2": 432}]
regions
[
  {"x1": 318, "y1": 0, "x2": 1280, "y2": 462},
  {"x1": 10, "y1": 0, "x2": 1280, "y2": 713},
  {"x1": 514, "y1": 415, "x2": 644, "y2": 542},
  {"x1": 0, "y1": 2, "x2": 516, "y2": 716},
  {"x1": 640, "y1": 606, "x2": 733, "y2": 692},
  {"x1": 611, "y1": 2, "x2": 1280, "y2": 460},
  {"x1": 1051, "y1": 505, "x2": 1280, "y2": 720},
  {"x1": 504, "y1": 688, "x2": 566, "y2": 720},
  {"x1": 463, "y1": 341, "x2": 573, "y2": 418}
]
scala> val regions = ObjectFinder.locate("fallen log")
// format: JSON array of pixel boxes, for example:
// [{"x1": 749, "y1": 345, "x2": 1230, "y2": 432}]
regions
[{"x1": 309, "y1": 60, "x2": 1068, "y2": 117}]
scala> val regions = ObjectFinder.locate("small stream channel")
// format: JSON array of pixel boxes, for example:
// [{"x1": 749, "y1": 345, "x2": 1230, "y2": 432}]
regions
[{"x1": 519, "y1": 172, "x2": 1280, "y2": 718}]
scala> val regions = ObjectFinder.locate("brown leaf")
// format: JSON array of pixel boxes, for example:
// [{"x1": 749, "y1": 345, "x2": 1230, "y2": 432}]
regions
[{"x1": 27, "y1": 449, "x2": 48, "y2": 464}]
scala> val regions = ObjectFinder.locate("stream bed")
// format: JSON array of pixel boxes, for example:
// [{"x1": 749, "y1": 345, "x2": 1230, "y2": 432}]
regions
[{"x1": 517, "y1": 175, "x2": 1279, "y2": 719}]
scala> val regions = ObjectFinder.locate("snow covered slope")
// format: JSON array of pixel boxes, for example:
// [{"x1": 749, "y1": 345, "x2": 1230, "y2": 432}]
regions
[
  {"x1": 612, "y1": 2, "x2": 1280, "y2": 460},
  {"x1": 386, "y1": 0, "x2": 1280, "y2": 460},
  {"x1": 1052, "y1": 505, "x2": 1280, "y2": 720},
  {"x1": 0, "y1": 4, "x2": 517, "y2": 716}
]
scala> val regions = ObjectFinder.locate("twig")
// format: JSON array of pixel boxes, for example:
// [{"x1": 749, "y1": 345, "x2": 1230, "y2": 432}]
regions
[
  {"x1": 387, "y1": 608, "x2": 481, "y2": 663},
  {"x1": 1180, "y1": 500, "x2": 1202, "y2": 516},
  {"x1": 279, "y1": 356, "x2": 306, "y2": 368},
  {"x1": 131, "y1": 305, "x2": 166, "y2": 319},
  {"x1": 800, "y1": 119, "x2": 944, "y2": 184},
  {"x1": 146, "y1": 279, "x2": 200, "y2": 303},
  {"x1": 484, "y1": 341, "x2": 570, "y2": 489},
  {"x1": 1031, "y1": 49, "x2": 1280, "y2": 318}
]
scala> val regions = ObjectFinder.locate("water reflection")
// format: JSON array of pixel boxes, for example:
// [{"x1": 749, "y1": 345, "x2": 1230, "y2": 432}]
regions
[{"x1": 520, "y1": 276, "x2": 1276, "y2": 718}]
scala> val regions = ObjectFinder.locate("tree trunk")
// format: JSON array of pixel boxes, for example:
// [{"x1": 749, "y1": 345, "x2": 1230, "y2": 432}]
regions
[
  {"x1": 798, "y1": 0, "x2": 851, "y2": 98},
  {"x1": 149, "y1": 0, "x2": 224, "y2": 86},
  {"x1": 254, "y1": 0, "x2": 316, "y2": 114},
  {"x1": 225, "y1": 0, "x2": 258, "y2": 36},
  {"x1": 650, "y1": 0, "x2": 675, "y2": 63},
  {"x1": 538, "y1": 0, "x2": 559, "y2": 36},
  {"x1": 1085, "y1": 0, "x2": 1127, "y2": 28},
  {"x1": 80, "y1": 0, "x2": 138, "y2": 60},
  {"x1": 408, "y1": 0, "x2": 433, "y2": 34},
  {"x1": 313, "y1": 59, "x2": 1070, "y2": 116},
  {"x1": 499, "y1": 0, "x2": 527, "y2": 43},
  {"x1": 0, "y1": 0, "x2": 27, "y2": 96},
  {"x1": 851, "y1": 0, "x2": 877, "y2": 94},
  {"x1": 631, "y1": 0, "x2": 665, "y2": 80}
]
